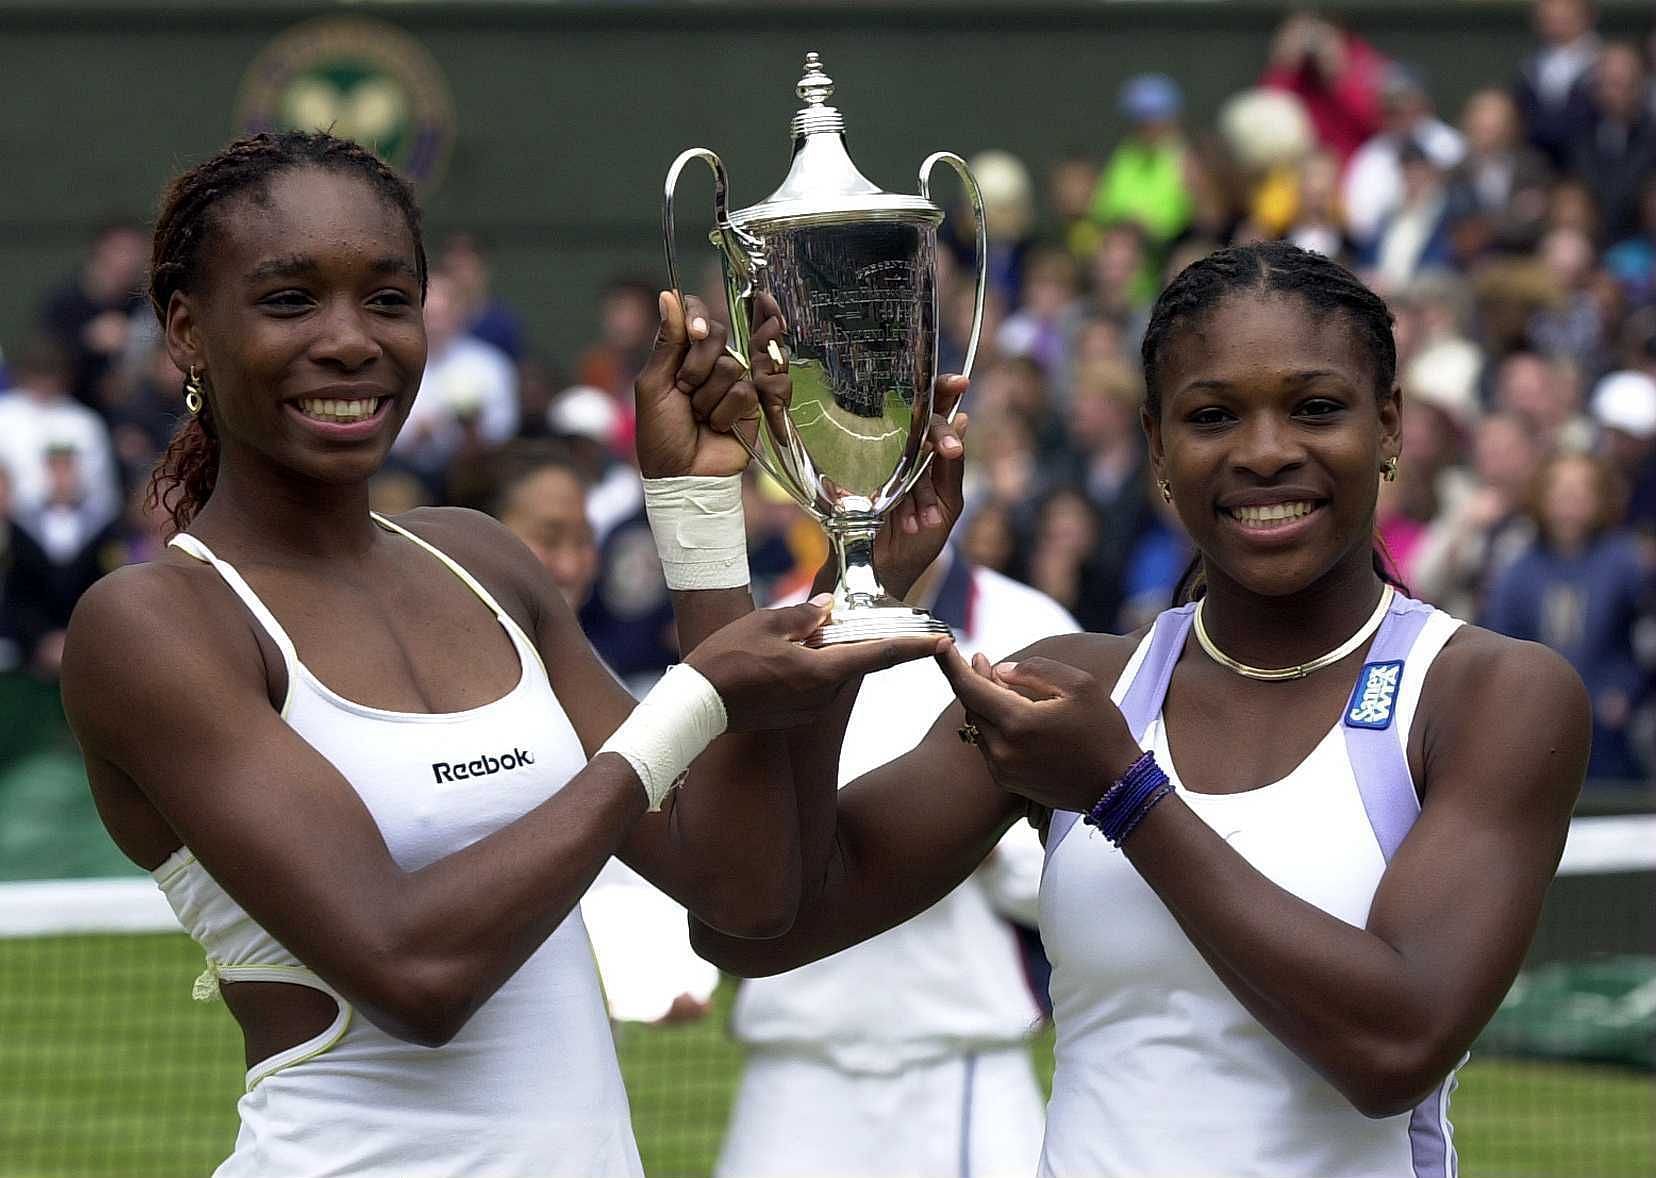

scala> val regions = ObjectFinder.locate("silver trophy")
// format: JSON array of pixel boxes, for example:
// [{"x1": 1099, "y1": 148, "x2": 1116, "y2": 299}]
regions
[{"x1": 663, "y1": 52, "x2": 987, "y2": 646}]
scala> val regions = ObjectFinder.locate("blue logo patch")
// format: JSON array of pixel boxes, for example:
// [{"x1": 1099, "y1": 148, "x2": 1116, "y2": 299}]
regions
[{"x1": 1345, "y1": 661, "x2": 1404, "y2": 730}]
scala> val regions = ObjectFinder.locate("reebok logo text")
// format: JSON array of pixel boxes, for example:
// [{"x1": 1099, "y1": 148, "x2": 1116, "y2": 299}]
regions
[{"x1": 433, "y1": 747, "x2": 535, "y2": 783}]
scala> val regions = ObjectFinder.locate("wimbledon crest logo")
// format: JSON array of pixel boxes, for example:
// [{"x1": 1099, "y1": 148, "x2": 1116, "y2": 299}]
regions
[{"x1": 235, "y1": 17, "x2": 457, "y2": 192}]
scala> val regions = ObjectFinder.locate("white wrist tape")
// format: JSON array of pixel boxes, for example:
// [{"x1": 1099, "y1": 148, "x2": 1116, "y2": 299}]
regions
[
  {"x1": 644, "y1": 475, "x2": 749, "y2": 590},
  {"x1": 598, "y1": 663, "x2": 728, "y2": 811}
]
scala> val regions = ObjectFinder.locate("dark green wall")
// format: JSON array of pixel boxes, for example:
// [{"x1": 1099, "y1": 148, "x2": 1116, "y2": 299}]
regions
[{"x1": 2, "y1": 2, "x2": 1650, "y2": 367}]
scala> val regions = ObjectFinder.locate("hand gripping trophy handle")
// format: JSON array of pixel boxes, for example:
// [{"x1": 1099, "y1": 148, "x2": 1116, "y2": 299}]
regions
[{"x1": 662, "y1": 147, "x2": 796, "y2": 492}]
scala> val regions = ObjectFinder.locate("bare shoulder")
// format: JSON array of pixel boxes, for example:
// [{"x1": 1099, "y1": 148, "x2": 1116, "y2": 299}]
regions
[
  {"x1": 61, "y1": 557, "x2": 268, "y2": 746},
  {"x1": 1419, "y1": 623, "x2": 1589, "y2": 810},
  {"x1": 385, "y1": 506, "x2": 565, "y2": 625},
  {"x1": 1424, "y1": 623, "x2": 1589, "y2": 727},
  {"x1": 387, "y1": 506, "x2": 535, "y2": 581},
  {"x1": 66, "y1": 556, "x2": 252, "y2": 661},
  {"x1": 1010, "y1": 625, "x2": 1152, "y2": 686}
]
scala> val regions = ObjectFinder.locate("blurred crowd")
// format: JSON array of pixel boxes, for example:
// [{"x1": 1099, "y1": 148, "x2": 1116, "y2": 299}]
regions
[{"x1": 1, "y1": 1, "x2": 1653, "y2": 786}]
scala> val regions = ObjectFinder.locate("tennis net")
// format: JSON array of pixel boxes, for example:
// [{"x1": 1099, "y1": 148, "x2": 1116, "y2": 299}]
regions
[{"x1": 1, "y1": 813, "x2": 1652, "y2": 1177}]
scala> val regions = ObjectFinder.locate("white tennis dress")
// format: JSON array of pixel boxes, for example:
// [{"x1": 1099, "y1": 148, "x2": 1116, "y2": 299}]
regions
[
  {"x1": 1039, "y1": 595, "x2": 1465, "y2": 1178},
  {"x1": 155, "y1": 515, "x2": 643, "y2": 1178}
]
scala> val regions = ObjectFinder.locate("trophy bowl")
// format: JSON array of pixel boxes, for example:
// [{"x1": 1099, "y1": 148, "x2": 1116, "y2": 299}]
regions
[{"x1": 663, "y1": 52, "x2": 987, "y2": 646}]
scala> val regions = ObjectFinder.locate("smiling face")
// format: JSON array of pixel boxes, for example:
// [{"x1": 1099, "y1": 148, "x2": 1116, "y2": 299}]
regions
[
  {"x1": 1143, "y1": 292, "x2": 1400, "y2": 598},
  {"x1": 163, "y1": 166, "x2": 427, "y2": 489}
]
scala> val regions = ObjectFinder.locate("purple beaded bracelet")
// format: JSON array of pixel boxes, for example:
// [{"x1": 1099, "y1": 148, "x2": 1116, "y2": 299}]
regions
[{"x1": 1083, "y1": 750, "x2": 1174, "y2": 847}]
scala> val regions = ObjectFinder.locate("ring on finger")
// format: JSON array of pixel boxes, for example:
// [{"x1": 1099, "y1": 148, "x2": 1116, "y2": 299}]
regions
[{"x1": 957, "y1": 720, "x2": 983, "y2": 745}]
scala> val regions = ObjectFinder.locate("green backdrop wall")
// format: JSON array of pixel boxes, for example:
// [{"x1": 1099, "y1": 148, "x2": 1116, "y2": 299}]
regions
[{"x1": 1, "y1": 1, "x2": 1651, "y2": 366}]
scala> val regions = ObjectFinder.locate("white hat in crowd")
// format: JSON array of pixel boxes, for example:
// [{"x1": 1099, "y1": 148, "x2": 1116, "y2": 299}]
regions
[
  {"x1": 547, "y1": 385, "x2": 621, "y2": 443},
  {"x1": 1590, "y1": 371, "x2": 1656, "y2": 441},
  {"x1": 967, "y1": 149, "x2": 1035, "y2": 240},
  {"x1": 1217, "y1": 88, "x2": 1313, "y2": 173},
  {"x1": 1402, "y1": 338, "x2": 1483, "y2": 432}
]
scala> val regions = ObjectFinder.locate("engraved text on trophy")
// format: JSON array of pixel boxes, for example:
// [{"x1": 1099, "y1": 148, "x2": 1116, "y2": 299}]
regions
[{"x1": 764, "y1": 222, "x2": 937, "y2": 504}]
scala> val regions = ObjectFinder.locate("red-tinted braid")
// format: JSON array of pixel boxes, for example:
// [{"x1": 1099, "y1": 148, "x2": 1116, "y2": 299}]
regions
[{"x1": 146, "y1": 409, "x2": 218, "y2": 536}]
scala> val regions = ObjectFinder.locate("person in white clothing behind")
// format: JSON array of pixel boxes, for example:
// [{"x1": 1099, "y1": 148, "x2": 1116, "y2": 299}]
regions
[
  {"x1": 717, "y1": 544, "x2": 1077, "y2": 1178},
  {"x1": 0, "y1": 336, "x2": 122, "y2": 530},
  {"x1": 1341, "y1": 64, "x2": 1465, "y2": 250},
  {"x1": 392, "y1": 271, "x2": 518, "y2": 486}
]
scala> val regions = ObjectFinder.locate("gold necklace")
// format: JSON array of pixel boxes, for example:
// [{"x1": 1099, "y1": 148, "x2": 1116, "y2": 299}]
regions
[{"x1": 1193, "y1": 585, "x2": 1394, "y2": 682}]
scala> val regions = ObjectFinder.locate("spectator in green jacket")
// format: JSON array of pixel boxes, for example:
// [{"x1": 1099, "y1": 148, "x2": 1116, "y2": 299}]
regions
[{"x1": 1090, "y1": 74, "x2": 1196, "y2": 248}]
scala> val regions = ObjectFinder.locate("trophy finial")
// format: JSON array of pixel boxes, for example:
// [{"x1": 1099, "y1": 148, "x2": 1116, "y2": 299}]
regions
[
  {"x1": 797, "y1": 52, "x2": 834, "y2": 107},
  {"x1": 791, "y1": 51, "x2": 844, "y2": 138}
]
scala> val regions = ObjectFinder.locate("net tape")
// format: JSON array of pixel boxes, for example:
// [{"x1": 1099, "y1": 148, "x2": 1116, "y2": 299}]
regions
[{"x1": 2, "y1": 814, "x2": 1651, "y2": 939}]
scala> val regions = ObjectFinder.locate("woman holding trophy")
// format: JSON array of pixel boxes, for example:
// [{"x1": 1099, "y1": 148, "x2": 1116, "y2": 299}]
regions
[
  {"x1": 692, "y1": 237, "x2": 1589, "y2": 1177},
  {"x1": 675, "y1": 59, "x2": 1582, "y2": 1175},
  {"x1": 58, "y1": 129, "x2": 959, "y2": 1177}
]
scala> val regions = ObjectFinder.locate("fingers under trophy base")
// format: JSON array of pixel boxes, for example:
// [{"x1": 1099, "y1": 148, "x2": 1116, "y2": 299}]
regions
[{"x1": 803, "y1": 602, "x2": 953, "y2": 648}]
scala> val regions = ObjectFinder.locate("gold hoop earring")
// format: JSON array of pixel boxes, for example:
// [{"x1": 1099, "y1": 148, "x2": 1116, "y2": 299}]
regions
[
  {"x1": 183, "y1": 366, "x2": 205, "y2": 416},
  {"x1": 1158, "y1": 478, "x2": 1172, "y2": 503},
  {"x1": 1381, "y1": 456, "x2": 1399, "y2": 483}
]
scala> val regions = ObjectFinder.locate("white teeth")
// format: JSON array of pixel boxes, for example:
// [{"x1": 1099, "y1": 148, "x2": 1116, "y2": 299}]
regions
[
  {"x1": 297, "y1": 397, "x2": 379, "y2": 422},
  {"x1": 1231, "y1": 501, "x2": 1316, "y2": 524}
]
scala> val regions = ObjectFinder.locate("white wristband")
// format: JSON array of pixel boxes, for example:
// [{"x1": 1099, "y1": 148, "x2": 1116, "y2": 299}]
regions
[
  {"x1": 643, "y1": 474, "x2": 749, "y2": 590},
  {"x1": 598, "y1": 663, "x2": 728, "y2": 811}
]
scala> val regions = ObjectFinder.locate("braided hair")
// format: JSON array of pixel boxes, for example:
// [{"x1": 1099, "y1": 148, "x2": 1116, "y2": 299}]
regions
[
  {"x1": 146, "y1": 131, "x2": 428, "y2": 535},
  {"x1": 1138, "y1": 242, "x2": 1405, "y2": 602}
]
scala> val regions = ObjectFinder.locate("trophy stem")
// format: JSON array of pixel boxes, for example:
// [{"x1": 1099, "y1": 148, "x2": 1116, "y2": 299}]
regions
[
  {"x1": 808, "y1": 515, "x2": 951, "y2": 648},
  {"x1": 831, "y1": 518, "x2": 888, "y2": 612}
]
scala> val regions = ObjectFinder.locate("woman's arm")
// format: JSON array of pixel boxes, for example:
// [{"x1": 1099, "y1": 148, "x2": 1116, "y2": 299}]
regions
[
  {"x1": 385, "y1": 503, "x2": 842, "y2": 941},
  {"x1": 610, "y1": 289, "x2": 799, "y2": 935},
  {"x1": 784, "y1": 376, "x2": 975, "y2": 912},
  {"x1": 692, "y1": 631, "x2": 1132, "y2": 976},
  {"x1": 1131, "y1": 634, "x2": 1584, "y2": 1116},
  {"x1": 538, "y1": 289, "x2": 947, "y2": 937},
  {"x1": 528, "y1": 564, "x2": 931, "y2": 940},
  {"x1": 940, "y1": 629, "x2": 1588, "y2": 1117},
  {"x1": 689, "y1": 693, "x2": 1025, "y2": 976},
  {"x1": 64, "y1": 545, "x2": 929, "y2": 1049},
  {"x1": 63, "y1": 564, "x2": 649, "y2": 1049}
]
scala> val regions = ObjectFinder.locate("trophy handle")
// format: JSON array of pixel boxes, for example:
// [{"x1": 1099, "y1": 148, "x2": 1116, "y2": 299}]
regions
[
  {"x1": 888, "y1": 151, "x2": 988, "y2": 506},
  {"x1": 919, "y1": 151, "x2": 988, "y2": 408},
  {"x1": 663, "y1": 147, "x2": 796, "y2": 491}
]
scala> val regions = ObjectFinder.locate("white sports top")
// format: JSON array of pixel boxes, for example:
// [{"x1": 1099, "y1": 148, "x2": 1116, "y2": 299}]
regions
[
  {"x1": 1039, "y1": 595, "x2": 1465, "y2": 1178},
  {"x1": 156, "y1": 515, "x2": 643, "y2": 1178}
]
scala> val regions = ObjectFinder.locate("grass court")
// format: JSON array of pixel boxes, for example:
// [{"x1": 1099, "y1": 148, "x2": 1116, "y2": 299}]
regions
[{"x1": 0, "y1": 931, "x2": 1650, "y2": 1177}]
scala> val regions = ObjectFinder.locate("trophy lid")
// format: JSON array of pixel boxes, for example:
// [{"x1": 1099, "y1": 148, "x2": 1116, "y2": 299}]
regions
[{"x1": 727, "y1": 52, "x2": 944, "y2": 233}]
